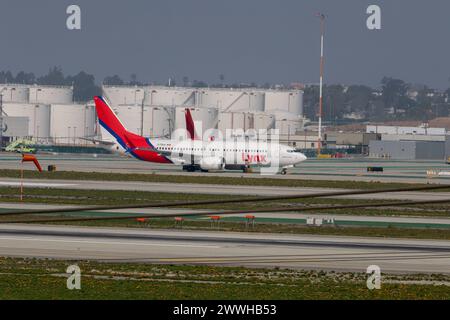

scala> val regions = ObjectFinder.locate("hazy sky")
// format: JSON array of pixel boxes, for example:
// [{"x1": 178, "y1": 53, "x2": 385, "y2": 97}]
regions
[{"x1": 1, "y1": 0, "x2": 449, "y2": 89}]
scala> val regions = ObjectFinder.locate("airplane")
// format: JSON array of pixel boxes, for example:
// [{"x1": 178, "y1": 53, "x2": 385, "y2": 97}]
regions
[{"x1": 93, "y1": 96, "x2": 307, "y2": 174}]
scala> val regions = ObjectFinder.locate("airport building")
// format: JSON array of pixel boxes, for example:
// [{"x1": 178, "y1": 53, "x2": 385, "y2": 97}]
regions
[
  {"x1": 367, "y1": 125, "x2": 450, "y2": 160},
  {"x1": 325, "y1": 132, "x2": 380, "y2": 155}
]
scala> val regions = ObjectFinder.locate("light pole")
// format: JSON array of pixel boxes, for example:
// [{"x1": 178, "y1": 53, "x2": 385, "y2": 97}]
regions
[
  {"x1": 0, "y1": 87, "x2": 8, "y2": 150},
  {"x1": 316, "y1": 13, "x2": 325, "y2": 156},
  {"x1": 35, "y1": 88, "x2": 42, "y2": 103},
  {"x1": 287, "y1": 123, "x2": 290, "y2": 145},
  {"x1": 141, "y1": 89, "x2": 146, "y2": 136},
  {"x1": 68, "y1": 127, "x2": 71, "y2": 145},
  {"x1": 0, "y1": 93, "x2": 3, "y2": 150},
  {"x1": 304, "y1": 128, "x2": 307, "y2": 149},
  {"x1": 10, "y1": 87, "x2": 15, "y2": 100}
]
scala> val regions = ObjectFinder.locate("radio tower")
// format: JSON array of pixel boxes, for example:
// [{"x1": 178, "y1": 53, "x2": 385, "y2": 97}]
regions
[{"x1": 316, "y1": 13, "x2": 325, "y2": 156}]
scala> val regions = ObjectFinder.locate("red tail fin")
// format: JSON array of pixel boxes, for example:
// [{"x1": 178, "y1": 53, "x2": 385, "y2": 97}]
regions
[
  {"x1": 94, "y1": 96, "x2": 152, "y2": 149},
  {"x1": 185, "y1": 108, "x2": 198, "y2": 140}
]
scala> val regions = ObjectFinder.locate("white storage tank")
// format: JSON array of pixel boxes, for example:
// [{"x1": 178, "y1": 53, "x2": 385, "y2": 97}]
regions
[
  {"x1": 29, "y1": 86, "x2": 73, "y2": 104},
  {"x1": 253, "y1": 112, "x2": 275, "y2": 131},
  {"x1": 50, "y1": 104, "x2": 96, "y2": 144},
  {"x1": 3, "y1": 103, "x2": 51, "y2": 139},
  {"x1": 111, "y1": 105, "x2": 143, "y2": 135},
  {"x1": 142, "y1": 106, "x2": 174, "y2": 138},
  {"x1": 273, "y1": 111, "x2": 303, "y2": 135},
  {"x1": 145, "y1": 87, "x2": 195, "y2": 107},
  {"x1": 103, "y1": 86, "x2": 146, "y2": 106},
  {"x1": 199, "y1": 89, "x2": 264, "y2": 112},
  {"x1": 230, "y1": 91, "x2": 265, "y2": 112},
  {"x1": 218, "y1": 112, "x2": 255, "y2": 133},
  {"x1": 198, "y1": 90, "x2": 239, "y2": 109},
  {"x1": 174, "y1": 106, "x2": 218, "y2": 139},
  {"x1": 265, "y1": 90, "x2": 303, "y2": 115},
  {"x1": 106, "y1": 104, "x2": 174, "y2": 139},
  {"x1": 0, "y1": 85, "x2": 29, "y2": 103}
]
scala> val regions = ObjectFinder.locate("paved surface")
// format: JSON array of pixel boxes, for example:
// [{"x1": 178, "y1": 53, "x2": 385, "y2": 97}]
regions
[
  {"x1": 1, "y1": 177, "x2": 449, "y2": 201},
  {"x1": 0, "y1": 224, "x2": 449, "y2": 273},
  {"x1": 2, "y1": 153, "x2": 450, "y2": 184},
  {"x1": 1, "y1": 203, "x2": 450, "y2": 229}
]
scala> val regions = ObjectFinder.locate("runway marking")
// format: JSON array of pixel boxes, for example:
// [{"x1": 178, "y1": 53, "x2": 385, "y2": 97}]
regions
[
  {"x1": 0, "y1": 236, "x2": 220, "y2": 249},
  {"x1": 0, "y1": 182, "x2": 77, "y2": 187},
  {"x1": 153, "y1": 253, "x2": 450, "y2": 264}
]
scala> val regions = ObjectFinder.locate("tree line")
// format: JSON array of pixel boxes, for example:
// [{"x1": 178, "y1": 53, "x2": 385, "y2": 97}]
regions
[
  {"x1": 0, "y1": 67, "x2": 101, "y2": 102},
  {"x1": 304, "y1": 77, "x2": 450, "y2": 122},
  {"x1": 1, "y1": 68, "x2": 449, "y2": 122}
]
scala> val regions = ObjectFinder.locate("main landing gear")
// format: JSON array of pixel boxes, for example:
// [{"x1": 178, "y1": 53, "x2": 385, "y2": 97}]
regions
[{"x1": 182, "y1": 164, "x2": 200, "y2": 172}]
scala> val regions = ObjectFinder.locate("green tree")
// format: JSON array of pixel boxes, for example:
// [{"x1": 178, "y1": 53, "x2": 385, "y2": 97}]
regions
[
  {"x1": 0, "y1": 71, "x2": 15, "y2": 83},
  {"x1": 14, "y1": 71, "x2": 36, "y2": 84},
  {"x1": 67, "y1": 71, "x2": 101, "y2": 102},
  {"x1": 103, "y1": 75, "x2": 124, "y2": 85},
  {"x1": 345, "y1": 85, "x2": 373, "y2": 114},
  {"x1": 323, "y1": 84, "x2": 346, "y2": 121},
  {"x1": 303, "y1": 85, "x2": 319, "y2": 120},
  {"x1": 37, "y1": 66, "x2": 66, "y2": 85},
  {"x1": 381, "y1": 77, "x2": 408, "y2": 115}
]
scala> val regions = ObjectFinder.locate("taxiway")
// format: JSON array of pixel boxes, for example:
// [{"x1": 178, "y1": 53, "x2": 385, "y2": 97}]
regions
[{"x1": 0, "y1": 224, "x2": 449, "y2": 274}]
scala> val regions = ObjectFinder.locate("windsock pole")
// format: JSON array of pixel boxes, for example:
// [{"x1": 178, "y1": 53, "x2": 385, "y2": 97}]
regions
[{"x1": 20, "y1": 160, "x2": 23, "y2": 201}]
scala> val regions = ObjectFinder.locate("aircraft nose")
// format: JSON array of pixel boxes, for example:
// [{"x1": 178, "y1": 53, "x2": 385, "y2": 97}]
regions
[{"x1": 298, "y1": 153, "x2": 307, "y2": 162}]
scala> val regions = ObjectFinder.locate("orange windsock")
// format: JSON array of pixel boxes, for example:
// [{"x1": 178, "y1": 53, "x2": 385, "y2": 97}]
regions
[{"x1": 22, "y1": 154, "x2": 42, "y2": 172}]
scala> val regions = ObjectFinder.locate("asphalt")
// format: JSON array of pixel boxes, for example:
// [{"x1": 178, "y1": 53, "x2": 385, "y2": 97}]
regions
[
  {"x1": 2, "y1": 153, "x2": 450, "y2": 274},
  {"x1": 0, "y1": 224, "x2": 449, "y2": 273},
  {"x1": 1, "y1": 203, "x2": 449, "y2": 229},
  {"x1": 2, "y1": 153, "x2": 450, "y2": 184},
  {"x1": 1, "y1": 177, "x2": 449, "y2": 201}
]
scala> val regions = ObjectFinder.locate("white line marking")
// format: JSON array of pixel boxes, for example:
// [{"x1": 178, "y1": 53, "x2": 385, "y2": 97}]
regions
[
  {"x1": 0, "y1": 182, "x2": 77, "y2": 187},
  {"x1": 0, "y1": 236, "x2": 220, "y2": 249}
]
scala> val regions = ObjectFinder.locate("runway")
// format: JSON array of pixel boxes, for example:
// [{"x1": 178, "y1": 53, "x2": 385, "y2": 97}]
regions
[
  {"x1": 2, "y1": 153, "x2": 450, "y2": 184},
  {"x1": 1, "y1": 177, "x2": 449, "y2": 201},
  {"x1": 0, "y1": 224, "x2": 449, "y2": 273}
]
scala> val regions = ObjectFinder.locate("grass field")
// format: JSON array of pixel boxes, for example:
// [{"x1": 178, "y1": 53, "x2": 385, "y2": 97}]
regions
[
  {"x1": 0, "y1": 257, "x2": 449, "y2": 299},
  {"x1": 1, "y1": 186, "x2": 450, "y2": 240},
  {"x1": 1, "y1": 213, "x2": 449, "y2": 240},
  {"x1": 1, "y1": 186, "x2": 449, "y2": 217},
  {"x1": 2, "y1": 168, "x2": 449, "y2": 190}
]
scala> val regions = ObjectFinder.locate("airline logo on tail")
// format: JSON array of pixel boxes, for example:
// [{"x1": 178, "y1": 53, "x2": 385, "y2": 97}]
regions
[{"x1": 93, "y1": 96, "x2": 172, "y2": 163}]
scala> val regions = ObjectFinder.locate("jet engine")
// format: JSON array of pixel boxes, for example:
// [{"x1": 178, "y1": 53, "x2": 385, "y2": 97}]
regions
[{"x1": 199, "y1": 157, "x2": 224, "y2": 171}]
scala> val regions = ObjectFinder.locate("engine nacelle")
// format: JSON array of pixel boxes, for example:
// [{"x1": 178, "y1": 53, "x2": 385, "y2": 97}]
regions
[{"x1": 199, "y1": 157, "x2": 224, "y2": 171}]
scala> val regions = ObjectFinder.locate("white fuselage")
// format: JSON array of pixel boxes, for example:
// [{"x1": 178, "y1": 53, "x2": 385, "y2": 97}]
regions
[{"x1": 112, "y1": 138, "x2": 307, "y2": 170}]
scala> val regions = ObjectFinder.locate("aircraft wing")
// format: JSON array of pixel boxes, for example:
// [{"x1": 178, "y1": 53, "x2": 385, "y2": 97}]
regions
[{"x1": 79, "y1": 137, "x2": 116, "y2": 146}]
